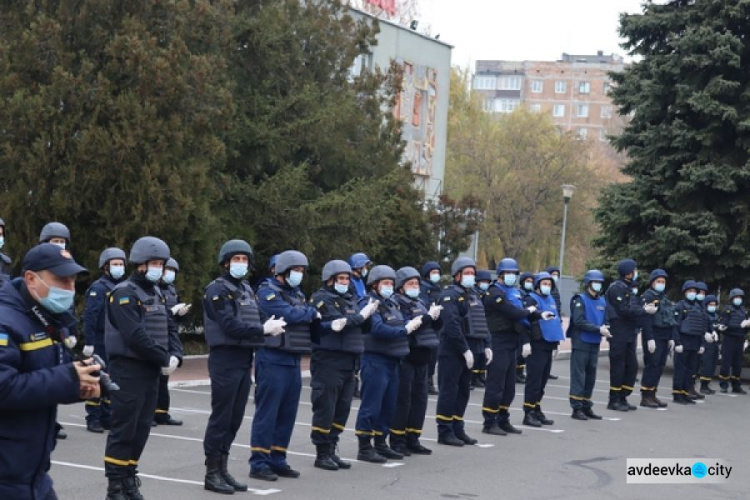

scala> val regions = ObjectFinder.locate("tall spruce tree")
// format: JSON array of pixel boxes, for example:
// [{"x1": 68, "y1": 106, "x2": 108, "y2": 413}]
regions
[{"x1": 595, "y1": 0, "x2": 750, "y2": 289}]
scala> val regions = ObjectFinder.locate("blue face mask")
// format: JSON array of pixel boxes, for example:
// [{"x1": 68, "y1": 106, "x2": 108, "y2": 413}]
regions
[
  {"x1": 287, "y1": 270, "x2": 304, "y2": 288},
  {"x1": 696, "y1": 293, "x2": 705, "y2": 302},
  {"x1": 109, "y1": 265, "x2": 125, "y2": 280},
  {"x1": 591, "y1": 282, "x2": 602, "y2": 293},
  {"x1": 540, "y1": 285, "x2": 552, "y2": 296},
  {"x1": 686, "y1": 292, "x2": 696, "y2": 301},
  {"x1": 0, "y1": 236, "x2": 4, "y2": 249},
  {"x1": 162, "y1": 270, "x2": 176, "y2": 285},
  {"x1": 733, "y1": 298, "x2": 743, "y2": 307},
  {"x1": 34, "y1": 274, "x2": 75, "y2": 314},
  {"x1": 523, "y1": 281, "x2": 533, "y2": 291},
  {"x1": 429, "y1": 272, "x2": 441, "y2": 284},
  {"x1": 461, "y1": 275, "x2": 476, "y2": 288},
  {"x1": 230, "y1": 262, "x2": 248, "y2": 279},
  {"x1": 707, "y1": 305, "x2": 717, "y2": 314},
  {"x1": 653, "y1": 283, "x2": 665, "y2": 293},
  {"x1": 334, "y1": 283, "x2": 349, "y2": 295},
  {"x1": 405, "y1": 288, "x2": 420, "y2": 299},
  {"x1": 479, "y1": 282, "x2": 490, "y2": 291},
  {"x1": 145, "y1": 265, "x2": 163, "y2": 283},
  {"x1": 503, "y1": 274, "x2": 517, "y2": 287},
  {"x1": 379, "y1": 285, "x2": 394, "y2": 299}
]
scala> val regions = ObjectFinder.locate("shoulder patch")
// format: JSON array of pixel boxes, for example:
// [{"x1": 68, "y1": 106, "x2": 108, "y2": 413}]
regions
[
  {"x1": 616, "y1": 297, "x2": 622, "y2": 301},
  {"x1": 0, "y1": 333, "x2": 8, "y2": 346},
  {"x1": 89, "y1": 291, "x2": 97, "y2": 297},
  {"x1": 458, "y1": 296, "x2": 465, "y2": 302},
  {"x1": 119, "y1": 297, "x2": 131, "y2": 306},
  {"x1": 212, "y1": 295, "x2": 220, "y2": 301},
  {"x1": 316, "y1": 301, "x2": 325, "y2": 309},
  {"x1": 443, "y1": 296, "x2": 451, "y2": 302},
  {"x1": 576, "y1": 302, "x2": 582, "y2": 307},
  {"x1": 266, "y1": 294, "x2": 276, "y2": 301},
  {"x1": 495, "y1": 297, "x2": 503, "y2": 303}
]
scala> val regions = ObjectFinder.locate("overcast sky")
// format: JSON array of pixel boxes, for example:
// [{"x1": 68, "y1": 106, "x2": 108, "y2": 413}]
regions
[{"x1": 419, "y1": 0, "x2": 654, "y2": 70}]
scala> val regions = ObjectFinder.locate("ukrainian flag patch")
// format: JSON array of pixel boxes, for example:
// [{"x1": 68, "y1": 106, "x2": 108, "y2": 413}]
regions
[
  {"x1": 119, "y1": 297, "x2": 131, "y2": 306},
  {"x1": 0, "y1": 333, "x2": 8, "y2": 346}
]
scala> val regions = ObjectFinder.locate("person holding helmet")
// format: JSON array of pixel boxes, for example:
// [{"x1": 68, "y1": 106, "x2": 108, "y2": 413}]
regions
[
  {"x1": 348, "y1": 252, "x2": 371, "y2": 300},
  {"x1": 435, "y1": 257, "x2": 483, "y2": 447},
  {"x1": 567, "y1": 270, "x2": 609, "y2": 421},
  {"x1": 251, "y1": 250, "x2": 317, "y2": 481},
  {"x1": 390, "y1": 266, "x2": 442, "y2": 456},
  {"x1": 82, "y1": 247, "x2": 127, "y2": 433},
  {"x1": 0, "y1": 217, "x2": 12, "y2": 280},
  {"x1": 419, "y1": 261, "x2": 442, "y2": 395},
  {"x1": 355, "y1": 265, "x2": 416, "y2": 463},
  {"x1": 308, "y1": 260, "x2": 377, "y2": 471},
  {"x1": 672, "y1": 280, "x2": 710, "y2": 404},
  {"x1": 202, "y1": 240, "x2": 281, "y2": 494},
  {"x1": 481, "y1": 258, "x2": 539, "y2": 435},
  {"x1": 519, "y1": 272, "x2": 562, "y2": 427},
  {"x1": 605, "y1": 259, "x2": 653, "y2": 412},
  {"x1": 717, "y1": 288, "x2": 750, "y2": 394},
  {"x1": 103, "y1": 237, "x2": 183, "y2": 499},
  {"x1": 639, "y1": 269, "x2": 676, "y2": 408},
  {"x1": 154, "y1": 258, "x2": 189, "y2": 427},
  {"x1": 698, "y1": 294, "x2": 721, "y2": 394}
]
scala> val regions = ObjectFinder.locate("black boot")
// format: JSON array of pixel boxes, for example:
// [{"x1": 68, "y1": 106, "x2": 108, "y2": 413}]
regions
[
  {"x1": 87, "y1": 420, "x2": 105, "y2": 433},
  {"x1": 688, "y1": 386, "x2": 705, "y2": 400},
  {"x1": 498, "y1": 420, "x2": 522, "y2": 434},
  {"x1": 639, "y1": 391, "x2": 659, "y2": 408},
  {"x1": 653, "y1": 393, "x2": 668, "y2": 408},
  {"x1": 406, "y1": 435, "x2": 433, "y2": 455},
  {"x1": 522, "y1": 410, "x2": 541, "y2": 427},
  {"x1": 581, "y1": 407, "x2": 602, "y2": 420},
  {"x1": 314, "y1": 444, "x2": 339, "y2": 471},
  {"x1": 389, "y1": 435, "x2": 411, "y2": 457},
  {"x1": 732, "y1": 383, "x2": 747, "y2": 394},
  {"x1": 454, "y1": 427, "x2": 477, "y2": 445},
  {"x1": 105, "y1": 478, "x2": 129, "y2": 500},
  {"x1": 437, "y1": 432, "x2": 464, "y2": 446},
  {"x1": 374, "y1": 437, "x2": 404, "y2": 460},
  {"x1": 123, "y1": 476, "x2": 145, "y2": 500},
  {"x1": 699, "y1": 380, "x2": 715, "y2": 395},
  {"x1": 535, "y1": 409, "x2": 554, "y2": 426},
  {"x1": 220, "y1": 454, "x2": 248, "y2": 492},
  {"x1": 607, "y1": 394, "x2": 628, "y2": 411},
  {"x1": 357, "y1": 436, "x2": 387, "y2": 463},
  {"x1": 621, "y1": 395, "x2": 637, "y2": 410},
  {"x1": 516, "y1": 368, "x2": 526, "y2": 384},
  {"x1": 204, "y1": 456, "x2": 235, "y2": 494},
  {"x1": 482, "y1": 422, "x2": 507, "y2": 435},
  {"x1": 330, "y1": 443, "x2": 351, "y2": 469},
  {"x1": 571, "y1": 408, "x2": 588, "y2": 420}
]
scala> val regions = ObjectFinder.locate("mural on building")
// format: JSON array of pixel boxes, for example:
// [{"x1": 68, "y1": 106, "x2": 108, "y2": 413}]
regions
[{"x1": 394, "y1": 60, "x2": 438, "y2": 177}]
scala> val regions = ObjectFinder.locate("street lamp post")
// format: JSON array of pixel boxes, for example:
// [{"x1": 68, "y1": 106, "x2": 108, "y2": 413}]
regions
[{"x1": 559, "y1": 184, "x2": 576, "y2": 275}]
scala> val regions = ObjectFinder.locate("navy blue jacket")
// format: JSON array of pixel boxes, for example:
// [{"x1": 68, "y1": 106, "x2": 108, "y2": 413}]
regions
[
  {"x1": 83, "y1": 274, "x2": 121, "y2": 348},
  {"x1": 0, "y1": 280, "x2": 82, "y2": 500}
]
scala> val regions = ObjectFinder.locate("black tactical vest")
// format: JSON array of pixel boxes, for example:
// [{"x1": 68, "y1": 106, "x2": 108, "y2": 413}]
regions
[
  {"x1": 311, "y1": 289, "x2": 365, "y2": 354},
  {"x1": 203, "y1": 278, "x2": 264, "y2": 348},
  {"x1": 262, "y1": 282, "x2": 312, "y2": 354},
  {"x1": 464, "y1": 290, "x2": 490, "y2": 340},
  {"x1": 395, "y1": 295, "x2": 439, "y2": 349},
  {"x1": 106, "y1": 281, "x2": 168, "y2": 360},
  {"x1": 364, "y1": 297, "x2": 410, "y2": 357}
]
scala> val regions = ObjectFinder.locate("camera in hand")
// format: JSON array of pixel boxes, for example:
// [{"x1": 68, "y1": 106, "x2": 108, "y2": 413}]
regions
[{"x1": 85, "y1": 354, "x2": 120, "y2": 392}]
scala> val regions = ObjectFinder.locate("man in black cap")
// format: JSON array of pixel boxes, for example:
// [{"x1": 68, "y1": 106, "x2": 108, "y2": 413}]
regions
[{"x1": 0, "y1": 243, "x2": 100, "y2": 500}]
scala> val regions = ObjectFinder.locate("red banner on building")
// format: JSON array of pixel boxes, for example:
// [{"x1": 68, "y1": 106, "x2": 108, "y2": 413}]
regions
[{"x1": 366, "y1": 0, "x2": 396, "y2": 17}]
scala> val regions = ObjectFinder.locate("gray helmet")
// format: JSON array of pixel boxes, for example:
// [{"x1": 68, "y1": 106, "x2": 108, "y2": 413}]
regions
[
  {"x1": 98, "y1": 247, "x2": 127, "y2": 269},
  {"x1": 0, "y1": 217, "x2": 5, "y2": 228},
  {"x1": 217, "y1": 239, "x2": 253, "y2": 265},
  {"x1": 396, "y1": 266, "x2": 421, "y2": 290},
  {"x1": 322, "y1": 260, "x2": 351, "y2": 282},
  {"x1": 729, "y1": 288, "x2": 745, "y2": 299},
  {"x1": 367, "y1": 265, "x2": 397, "y2": 285},
  {"x1": 166, "y1": 258, "x2": 179, "y2": 272},
  {"x1": 451, "y1": 256, "x2": 476, "y2": 276},
  {"x1": 39, "y1": 222, "x2": 71, "y2": 243},
  {"x1": 275, "y1": 250, "x2": 309, "y2": 275},
  {"x1": 129, "y1": 236, "x2": 170, "y2": 264}
]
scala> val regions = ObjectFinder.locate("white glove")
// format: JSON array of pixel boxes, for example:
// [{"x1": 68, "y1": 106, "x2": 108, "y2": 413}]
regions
[
  {"x1": 64, "y1": 335, "x2": 78, "y2": 349},
  {"x1": 741, "y1": 319, "x2": 750, "y2": 328},
  {"x1": 711, "y1": 332, "x2": 719, "y2": 342},
  {"x1": 170, "y1": 303, "x2": 192, "y2": 316},
  {"x1": 668, "y1": 340, "x2": 675, "y2": 350},
  {"x1": 552, "y1": 348, "x2": 559, "y2": 360},
  {"x1": 704, "y1": 332, "x2": 714, "y2": 343},
  {"x1": 717, "y1": 324, "x2": 728, "y2": 332},
  {"x1": 405, "y1": 316, "x2": 423, "y2": 334},
  {"x1": 599, "y1": 325, "x2": 611, "y2": 338},
  {"x1": 744, "y1": 340, "x2": 749, "y2": 351},
  {"x1": 162, "y1": 355, "x2": 179, "y2": 376},
  {"x1": 428, "y1": 303, "x2": 443, "y2": 320},
  {"x1": 263, "y1": 315, "x2": 287, "y2": 336},
  {"x1": 484, "y1": 347, "x2": 493, "y2": 366},
  {"x1": 463, "y1": 350, "x2": 474, "y2": 369},
  {"x1": 541, "y1": 311, "x2": 555, "y2": 320},
  {"x1": 359, "y1": 298, "x2": 379, "y2": 320},
  {"x1": 526, "y1": 305, "x2": 537, "y2": 314},
  {"x1": 331, "y1": 318, "x2": 347, "y2": 332},
  {"x1": 643, "y1": 303, "x2": 658, "y2": 315},
  {"x1": 521, "y1": 343, "x2": 531, "y2": 358},
  {"x1": 698, "y1": 347, "x2": 705, "y2": 355},
  {"x1": 675, "y1": 344, "x2": 684, "y2": 354},
  {"x1": 647, "y1": 339, "x2": 656, "y2": 353},
  {"x1": 82, "y1": 345, "x2": 95, "y2": 357}
]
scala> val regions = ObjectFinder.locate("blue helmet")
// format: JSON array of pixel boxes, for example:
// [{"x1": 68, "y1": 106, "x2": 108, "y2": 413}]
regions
[
  {"x1": 497, "y1": 258, "x2": 520, "y2": 274},
  {"x1": 545, "y1": 266, "x2": 561, "y2": 275},
  {"x1": 476, "y1": 270, "x2": 492, "y2": 282},
  {"x1": 695, "y1": 281, "x2": 708, "y2": 292},
  {"x1": 534, "y1": 271, "x2": 553, "y2": 288},
  {"x1": 166, "y1": 258, "x2": 179, "y2": 272},
  {"x1": 421, "y1": 261, "x2": 440, "y2": 277},
  {"x1": 649, "y1": 269, "x2": 668, "y2": 283},
  {"x1": 451, "y1": 257, "x2": 476, "y2": 276},
  {"x1": 729, "y1": 288, "x2": 744, "y2": 299},
  {"x1": 583, "y1": 270, "x2": 605, "y2": 286},
  {"x1": 617, "y1": 259, "x2": 637, "y2": 277},
  {"x1": 705, "y1": 294, "x2": 718, "y2": 304},
  {"x1": 519, "y1": 271, "x2": 534, "y2": 283},
  {"x1": 268, "y1": 254, "x2": 278, "y2": 272},
  {"x1": 681, "y1": 280, "x2": 697, "y2": 293},
  {"x1": 348, "y1": 252, "x2": 371, "y2": 270}
]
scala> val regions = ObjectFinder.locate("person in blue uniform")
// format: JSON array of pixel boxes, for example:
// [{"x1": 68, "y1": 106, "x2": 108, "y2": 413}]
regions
[
  {"x1": 420, "y1": 261, "x2": 442, "y2": 395},
  {"x1": 0, "y1": 243, "x2": 99, "y2": 500},
  {"x1": 0, "y1": 217, "x2": 12, "y2": 280},
  {"x1": 717, "y1": 288, "x2": 750, "y2": 394},
  {"x1": 516, "y1": 271, "x2": 535, "y2": 384},
  {"x1": 520, "y1": 272, "x2": 561, "y2": 427},
  {"x1": 698, "y1": 295, "x2": 720, "y2": 394},
  {"x1": 251, "y1": 250, "x2": 317, "y2": 481},
  {"x1": 435, "y1": 257, "x2": 483, "y2": 447},
  {"x1": 390, "y1": 266, "x2": 442, "y2": 456},
  {"x1": 355, "y1": 265, "x2": 419, "y2": 462},
  {"x1": 103, "y1": 237, "x2": 183, "y2": 500},
  {"x1": 567, "y1": 270, "x2": 608, "y2": 420},
  {"x1": 309, "y1": 260, "x2": 377, "y2": 471},
  {"x1": 481, "y1": 258, "x2": 537, "y2": 435},
  {"x1": 202, "y1": 240, "x2": 282, "y2": 494},
  {"x1": 470, "y1": 269, "x2": 493, "y2": 389},
  {"x1": 605, "y1": 259, "x2": 653, "y2": 412},
  {"x1": 672, "y1": 281, "x2": 710, "y2": 404},
  {"x1": 638, "y1": 269, "x2": 676, "y2": 408},
  {"x1": 348, "y1": 252, "x2": 371, "y2": 300},
  {"x1": 82, "y1": 247, "x2": 127, "y2": 433}
]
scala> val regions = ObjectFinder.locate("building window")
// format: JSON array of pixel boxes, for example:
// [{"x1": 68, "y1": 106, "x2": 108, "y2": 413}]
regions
[
  {"x1": 577, "y1": 104, "x2": 589, "y2": 117},
  {"x1": 530, "y1": 80, "x2": 543, "y2": 93},
  {"x1": 499, "y1": 76, "x2": 522, "y2": 90},
  {"x1": 599, "y1": 128, "x2": 608, "y2": 142},
  {"x1": 555, "y1": 80, "x2": 567, "y2": 94},
  {"x1": 493, "y1": 99, "x2": 521, "y2": 113},
  {"x1": 579, "y1": 81, "x2": 591, "y2": 94},
  {"x1": 529, "y1": 103, "x2": 542, "y2": 113},
  {"x1": 603, "y1": 82, "x2": 612, "y2": 95},
  {"x1": 349, "y1": 53, "x2": 372, "y2": 79},
  {"x1": 474, "y1": 76, "x2": 497, "y2": 90},
  {"x1": 601, "y1": 105, "x2": 613, "y2": 118},
  {"x1": 577, "y1": 127, "x2": 588, "y2": 139},
  {"x1": 553, "y1": 104, "x2": 565, "y2": 117}
]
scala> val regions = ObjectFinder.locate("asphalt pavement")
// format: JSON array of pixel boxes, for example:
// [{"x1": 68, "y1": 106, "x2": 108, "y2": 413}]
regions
[{"x1": 50, "y1": 356, "x2": 750, "y2": 500}]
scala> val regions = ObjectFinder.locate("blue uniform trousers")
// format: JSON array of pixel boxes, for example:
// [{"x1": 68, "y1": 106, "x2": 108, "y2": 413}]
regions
[
  {"x1": 355, "y1": 353, "x2": 400, "y2": 440},
  {"x1": 719, "y1": 336, "x2": 745, "y2": 389},
  {"x1": 673, "y1": 336, "x2": 700, "y2": 395},
  {"x1": 482, "y1": 345, "x2": 517, "y2": 426},
  {"x1": 435, "y1": 354, "x2": 471, "y2": 438},
  {"x1": 640, "y1": 338, "x2": 670, "y2": 393}
]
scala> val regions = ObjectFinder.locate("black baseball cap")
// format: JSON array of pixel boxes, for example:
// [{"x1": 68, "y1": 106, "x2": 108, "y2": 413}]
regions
[{"x1": 22, "y1": 243, "x2": 88, "y2": 277}]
